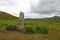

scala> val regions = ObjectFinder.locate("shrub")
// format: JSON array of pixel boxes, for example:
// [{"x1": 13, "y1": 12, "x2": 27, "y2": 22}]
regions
[
  {"x1": 24, "y1": 25, "x2": 36, "y2": 34},
  {"x1": 40, "y1": 26, "x2": 48, "y2": 34},
  {"x1": 36, "y1": 26, "x2": 41, "y2": 33},
  {"x1": 36, "y1": 26, "x2": 48, "y2": 34},
  {"x1": 6, "y1": 25, "x2": 17, "y2": 31},
  {"x1": 24, "y1": 25, "x2": 48, "y2": 34}
]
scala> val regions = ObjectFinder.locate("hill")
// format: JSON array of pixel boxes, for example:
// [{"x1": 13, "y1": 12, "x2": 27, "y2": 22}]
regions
[
  {"x1": 39, "y1": 16, "x2": 60, "y2": 22},
  {"x1": 0, "y1": 11, "x2": 19, "y2": 26},
  {"x1": 0, "y1": 11, "x2": 18, "y2": 20}
]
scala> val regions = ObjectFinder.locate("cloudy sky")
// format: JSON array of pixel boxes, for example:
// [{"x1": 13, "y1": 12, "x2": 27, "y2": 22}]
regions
[{"x1": 0, "y1": 0, "x2": 60, "y2": 18}]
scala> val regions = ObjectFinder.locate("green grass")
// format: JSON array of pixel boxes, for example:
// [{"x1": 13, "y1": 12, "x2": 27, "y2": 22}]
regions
[{"x1": 24, "y1": 19, "x2": 60, "y2": 30}]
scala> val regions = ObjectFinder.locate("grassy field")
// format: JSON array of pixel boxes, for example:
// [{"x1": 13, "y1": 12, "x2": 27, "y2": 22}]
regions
[{"x1": 0, "y1": 11, "x2": 60, "y2": 40}]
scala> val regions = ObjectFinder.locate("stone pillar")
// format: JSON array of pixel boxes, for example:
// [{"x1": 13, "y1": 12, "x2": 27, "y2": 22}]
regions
[{"x1": 19, "y1": 11, "x2": 24, "y2": 32}]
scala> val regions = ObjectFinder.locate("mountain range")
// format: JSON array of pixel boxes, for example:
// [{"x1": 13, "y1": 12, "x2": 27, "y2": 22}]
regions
[{"x1": 0, "y1": 11, "x2": 60, "y2": 21}]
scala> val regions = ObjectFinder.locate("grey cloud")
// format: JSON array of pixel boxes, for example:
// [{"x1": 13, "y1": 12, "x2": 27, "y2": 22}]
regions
[
  {"x1": 31, "y1": 0, "x2": 60, "y2": 15},
  {"x1": 0, "y1": 0, "x2": 15, "y2": 6}
]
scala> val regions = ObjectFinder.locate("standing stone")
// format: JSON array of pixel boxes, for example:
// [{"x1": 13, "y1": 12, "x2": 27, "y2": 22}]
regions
[{"x1": 19, "y1": 11, "x2": 24, "y2": 32}]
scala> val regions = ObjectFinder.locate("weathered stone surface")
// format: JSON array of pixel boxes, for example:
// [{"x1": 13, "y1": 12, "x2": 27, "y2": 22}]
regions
[{"x1": 19, "y1": 11, "x2": 24, "y2": 32}]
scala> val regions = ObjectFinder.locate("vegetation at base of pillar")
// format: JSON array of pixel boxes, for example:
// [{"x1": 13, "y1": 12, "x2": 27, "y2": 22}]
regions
[
  {"x1": 24, "y1": 25, "x2": 48, "y2": 34},
  {"x1": 24, "y1": 25, "x2": 36, "y2": 34},
  {"x1": 6, "y1": 25, "x2": 17, "y2": 31}
]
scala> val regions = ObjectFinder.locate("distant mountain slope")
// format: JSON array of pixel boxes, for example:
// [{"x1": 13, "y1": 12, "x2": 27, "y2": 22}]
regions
[
  {"x1": 39, "y1": 16, "x2": 60, "y2": 22},
  {"x1": 0, "y1": 11, "x2": 18, "y2": 20},
  {"x1": 0, "y1": 11, "x2": 60, "y2": 22},
  {"x1": 26, "y1": 16, "x2": 60, "y2": 22}
]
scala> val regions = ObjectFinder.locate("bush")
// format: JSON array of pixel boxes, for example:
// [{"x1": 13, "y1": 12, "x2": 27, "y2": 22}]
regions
[
  {"x1": 24, "y1": 25, "x2": 48, "y2": 34},
  {"x1": 36, "y1": 26, "x2": 41, "y2": 33},
  {"x1": 24, "y1": 25, "x2": 36, "y2": 34},
  {"x1": 40, "y1": 26, "x2": 48, "y2": 34},
  {"x1": 6, "y1": 25, "x2": 17, "y2": 31},
  {"x1": 36, "y1": 26, "x2": 48, "y2": 34}
]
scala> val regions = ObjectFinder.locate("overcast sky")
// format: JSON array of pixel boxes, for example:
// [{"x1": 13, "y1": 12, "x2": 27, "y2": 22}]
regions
[{"x1": 0, "y1": 0, "x2": 60, "y2": 18}]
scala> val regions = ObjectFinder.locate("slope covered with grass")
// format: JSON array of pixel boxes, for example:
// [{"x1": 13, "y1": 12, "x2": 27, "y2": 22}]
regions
[
  {"x1": 0, "y1": 11, "x2": 60, "y2": 40},
  {"x1": 0, "y1": 11, "x2": 19, "y2": 27},
  {"x1": 0, "y1": 11, "x2": 18, "y2": 19}
]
